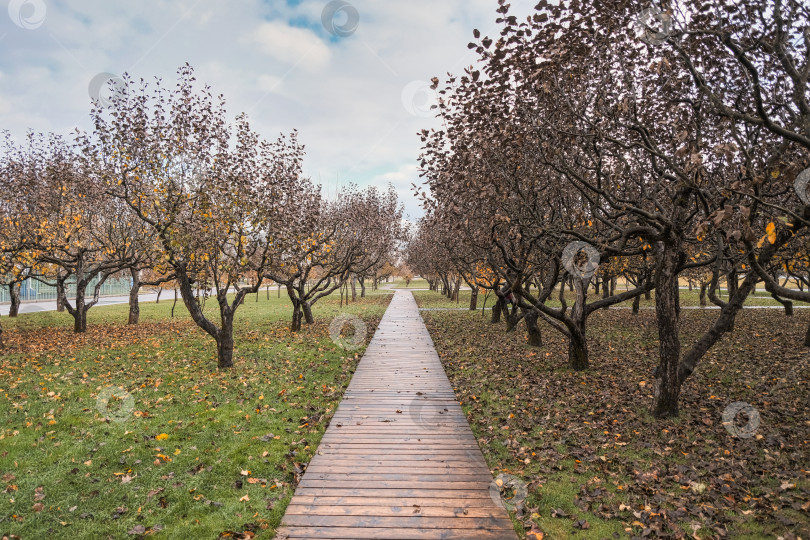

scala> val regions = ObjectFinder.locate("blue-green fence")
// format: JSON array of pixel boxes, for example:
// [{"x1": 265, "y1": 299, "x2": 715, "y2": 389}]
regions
[{"x1": 0, "y1": 277, "x2": 133, "y2": 304}]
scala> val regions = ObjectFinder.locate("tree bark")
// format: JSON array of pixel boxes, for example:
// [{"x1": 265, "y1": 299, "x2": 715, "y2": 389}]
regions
[
  {"x1": 652, "y1": 244, "x2": 682, "y2": 418},
  {"x1": 156, "y1": 288, "x2": 162, "y2": 303},
  {"x1": 216, "y1": 313, "x2": 234, "y2": 369},
  {"x1": 469, "y1": 287, "x2": 478, "y2": 310},
  {"x1": 524, "y1": 309, "x2": 542, "y2": 347},
  {"x1": 171, "y1": 288, "x2": 178, "y2": 317},
  {"x1": 303, "y1": 301, "x2": 314, "y2": 324},
  {"x1": 568, "y1": 330, "x2": 588, "y2": 370},
  {"x1": 351, "y1": 276, "x2": 357, "y2": 302},
  {"x1": 8, "y1": 282, "x2": 21, "y2": 318},
  {"x1": 128, "y1": 268, "x2": 140, "y2": 325},
  {"x1": 632, "y1": 294, "x2": 641, "y2": 315},
  {"x1": 491, "y1": 296, "x2": 504, "y2": 324},
  {"x1": 699, "y1": 282, "x2": 707, "y2": 307},
  {"x1": 770, "y1": 293, "x2": 793, "y2": 316},
  {"x1": 288, "y1": 285, "x2": 304, "y2": 332},
  {"x1": 359, "y1": 277, "x2": 366, "y2": 298},
  {"x1": 568, "y1": 278, "x2": 588, "y2": 370}
]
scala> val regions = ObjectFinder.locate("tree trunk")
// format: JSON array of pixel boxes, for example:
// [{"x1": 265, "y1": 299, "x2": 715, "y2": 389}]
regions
[
  {"x1": 171, "y1": 288, "x2": 178, "y2": 317},
  {"x1": 452, "y1": 279, "x2": 460, "y2": 302},
  {"x1": 632, "y1": 294, "x2": 641, "y2": 315},
  {"x1": 524, "y1": 309, "x2": 542, "y2": 347},
  {"x1": 128, "y1": 268, "x2": 140, "y2": 325},
  {"x1": 291, "y1": 303, "x2": 303, "y2": 332},
  {"x1": 699, "y1": 282, "x2": 707, "y2": 307},
  {"x1": 74, "y1": 306, "x2": 88, "y2": 333},
  {"x1": 8, "y1": 282, "x2": 21, "y2": 317},
  {"x1": 56, "y1": 292, "x2": 64, "y2": 312},
  {"x1": 727, "y1": 270, "x2": 738, "y2": 297},
  {"x1": 351, "y1": 276, "x2": 357, "y2": 302},
  {"x1": 469, "y1": 287, "x2": 478, "y2": 310},
  {"x1": 568, "y1": 278, "x2": 588, "y2": 370},
  {"x1": 505, "y1": 305, "x2": 518, "y2": 332},
  {"x1": 491, "y1": 296, "x2": 504, "y2": 324},
  {"x1": 303, "y1": 301, "x2": 314, "y2": 324},
  {"x1": 602, "y1": 277, "x2": 610, "y2": 299},
  {"x1": 770, "y1": 293, "x2": 793, "y2": 316},
  {"x1": 216, "y1": 315, "x2": 234, "y2": 369},
  {"x1": 72, "y1": 283, "x2": 88, "y2": 333},
  {"x1": 568, "y1": 331, "x2": 588, "y2": 370},
  {"x1": 652, "y1": 244, "x2": 682, "y2": 418},
  {"x1": 156, "y1": 288, "x2": 162, "y2": 303},
  {"x1": 644, "y1": 289, "x2": 652, "y2": 300},
  {"x1": 288, "y1": 285, "x2": 304, "y2": 332},
  {"x1": 610, "y1": 276, "x2": 617, "y2": 295},
  {"x1": 359, "y1": 277, "x2": 366, "y2": 298}
]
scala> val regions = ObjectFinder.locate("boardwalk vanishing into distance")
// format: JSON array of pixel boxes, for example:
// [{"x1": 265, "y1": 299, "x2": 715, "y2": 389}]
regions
[{"x1": 276, "y1": 290, "x2": 518, "y2": 540}]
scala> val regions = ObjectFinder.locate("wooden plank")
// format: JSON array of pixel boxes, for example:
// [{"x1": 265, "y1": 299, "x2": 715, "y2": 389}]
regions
[
  {"x1": 275, "y1": 526, "x2": 517, "y2": 539},
  {"x1": 284, "y1": 504, "x2": 507, "y2": 518},
  {"x1": 280, "y1": 514, "x2": 514, "y2": 529},
  {"x1": 278, "y1": 290, "x2": 517, "y2": 539}
]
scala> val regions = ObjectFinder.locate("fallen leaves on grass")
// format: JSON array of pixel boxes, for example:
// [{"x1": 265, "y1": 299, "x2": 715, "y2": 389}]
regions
[{"x1": 424, "y1": 308, "x2": 810, "y2": 539}]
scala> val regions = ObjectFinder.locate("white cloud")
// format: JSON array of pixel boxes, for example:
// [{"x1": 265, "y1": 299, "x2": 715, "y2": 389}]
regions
[{"x1": 247, "y1": 21, "x2": 331, "y2": 71}]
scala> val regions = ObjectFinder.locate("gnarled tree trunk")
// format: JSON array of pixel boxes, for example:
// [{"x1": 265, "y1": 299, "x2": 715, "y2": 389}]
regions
[
  {"x1": 8, "y1": 282, "x2": 21, "y2": 318},
  {"x1": 652, "y1": 244, "x2": 682, "y2": 418},
  {"x1": 128, "y1": 268, "x2": 140, "y2": 325},
  {"x1": 524, "y1": 309, "x2": 542, "y2": 347},
  {"x1": 469, "y1": 287, "x2": 478, "y2": 310}
]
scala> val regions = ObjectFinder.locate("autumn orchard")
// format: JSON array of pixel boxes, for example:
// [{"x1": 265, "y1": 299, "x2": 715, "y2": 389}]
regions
[
  {"x1": 408, "y1": 0, "x2": 810, "y2": 418},
  {"x1": 0, "y1": 65, "x2": 404, "y2": 368}
]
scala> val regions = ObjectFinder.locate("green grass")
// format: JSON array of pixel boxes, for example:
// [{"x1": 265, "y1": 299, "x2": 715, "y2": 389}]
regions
[
  {"x1": 0, "y1": 290, "x2": 392, "y2": 539},
  {"x1": 390, "y1": 278, "x2": 430, "y2": 289}
]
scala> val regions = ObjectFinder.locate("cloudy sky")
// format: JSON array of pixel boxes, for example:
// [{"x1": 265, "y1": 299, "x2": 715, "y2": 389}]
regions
[{"x1": 0, "y1": 0, "x2": 536, "y2": 219}]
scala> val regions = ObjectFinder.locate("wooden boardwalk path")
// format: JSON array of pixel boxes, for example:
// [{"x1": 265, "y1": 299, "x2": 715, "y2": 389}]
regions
[{"x1": 276, "y1": 290, "x2": 518, "y2": 539}]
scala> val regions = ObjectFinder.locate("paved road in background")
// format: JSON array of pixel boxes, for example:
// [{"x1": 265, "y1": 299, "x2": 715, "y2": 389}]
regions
[{"x1": 0, "y1": 292, "x2": 160, "y2": 316}]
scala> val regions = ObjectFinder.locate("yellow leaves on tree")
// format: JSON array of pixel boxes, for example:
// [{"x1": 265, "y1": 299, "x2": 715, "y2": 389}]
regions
[{"x1": 757, "y1": 222, "x2": 777, "y2": 248}]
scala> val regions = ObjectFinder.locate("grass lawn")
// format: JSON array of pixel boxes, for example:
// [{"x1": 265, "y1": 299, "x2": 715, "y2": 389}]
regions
[
  {"x1": 419, "y1": 289, "x2": 809, "y2": 539},
  {"x1": 390, "y1": 278, "x2": 430, "y2": 289},
  {"x1": 0, "y1": 290, "x2": 392, "y2": 539}
]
